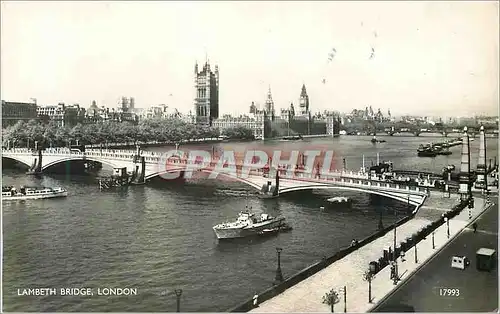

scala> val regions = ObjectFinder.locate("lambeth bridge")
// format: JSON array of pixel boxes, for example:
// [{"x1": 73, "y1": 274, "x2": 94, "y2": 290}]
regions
[{"x1": 0, "y1": 150, "x2": 461, "y2": 212}]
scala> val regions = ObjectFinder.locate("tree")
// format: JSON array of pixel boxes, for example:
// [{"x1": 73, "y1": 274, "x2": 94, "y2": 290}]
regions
[
  {"x1": 222, "y1": 125, "x2": 255, "y2": 140},
  {"x1": 70, "y1": 123, "x2": 85, "y2": 145},
  {"x1": 322, "y1": 289, "x2": 340, "y2": 313},
  {"x1": 363, "y1": 270, "x2": 375, "y2": 303},
  {"x1": 3, "y1": 120, "x2": 27, "y2": 147}
]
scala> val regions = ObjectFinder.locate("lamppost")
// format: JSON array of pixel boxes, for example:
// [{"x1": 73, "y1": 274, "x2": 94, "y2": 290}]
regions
[
  {"x1": 174, "y1": 289, "x2": 182, "y2": 312},
  {"x1": 414, "y1": 243, "x2": 418, "y2": 263},
  {"x1": 445, "y1": 217, "x2": 450, "y2": 238},
  {"x1": 363, "y1": 270, "x2": 375, "y2": 303},
  {"x1": 392, "y1": 225, "x2": 399, "y2": 284},
  {"x1": 342, "y1": 285, "x2": 346, "y2": 312},
  {"x1": 432, "y1": 232, "x2": 435, "y2": 249},
  {"x1": 274, "y1": 247, "x2": 284, "y2": 284}
]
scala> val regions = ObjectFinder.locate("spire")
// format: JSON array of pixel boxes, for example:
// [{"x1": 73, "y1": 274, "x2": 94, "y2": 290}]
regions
[
  {"x1": 459, "y1": 126, "x2": 471, "y2": 200},
  {"x1": 300, "y1": 84, "x2": 307, "y2": 97}
]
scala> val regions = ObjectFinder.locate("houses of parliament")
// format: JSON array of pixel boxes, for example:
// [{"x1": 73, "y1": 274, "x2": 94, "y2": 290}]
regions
[{"x1": 194, "y1": 59, "x2": 340, "y2": 139}]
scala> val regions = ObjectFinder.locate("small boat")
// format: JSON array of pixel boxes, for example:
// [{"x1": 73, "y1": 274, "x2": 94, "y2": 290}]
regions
[
  {"x1": 213, "y1": 212, "x2": 286, "y2": 239},
  {"x1": 417, "y1": 145, "x2": 438, "y2": 157},
  {"x1": 2, "y1": 186, "x2": 68, "y2": 201},
  {"x1": 281, "y1": 135, "x2": 303, "y2": 141},
  {"x1": 258, "y1": 223, "x2": 293, "y2": 236},
  {"x1": 437, "y1": 149, "x2": 452, "y2": 156},
  {"x1": 371, "y1": 136, "x2": 386, "y2": 143},
  {"x1": 326, "y1": 196, "x2": 352, "y2": 207}
]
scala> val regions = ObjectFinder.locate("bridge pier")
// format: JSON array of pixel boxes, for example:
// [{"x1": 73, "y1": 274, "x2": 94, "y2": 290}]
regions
[
  {"x1": 458, "y1": 126, "x2": 472, "y2": 201},
  {"x1": 27, "y1": 150, "x2": 43, "y2": 174},
  {"x1": 474, "y1": 125, "x2": 487, "y2": 190},
  {"x1": 260, "y1": 170, "x2": 280, "y2": 198},
  {"x1": 130, "y1": 145, "x2": 146, "y2": 184}
]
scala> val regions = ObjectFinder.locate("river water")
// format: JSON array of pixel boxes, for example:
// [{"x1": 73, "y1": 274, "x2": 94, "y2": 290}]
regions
[{"x1": 2, "y1": 135, "x2": 498, "y2": 312}]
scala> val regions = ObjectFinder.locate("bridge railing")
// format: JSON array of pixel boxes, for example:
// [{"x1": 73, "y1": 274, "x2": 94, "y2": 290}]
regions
[
  {"x1": 279, "y1": 173, "x2": 429, "y2": 195},
  {"x1": 2, "y1": 148, "x2": 34, "y2": 154}
]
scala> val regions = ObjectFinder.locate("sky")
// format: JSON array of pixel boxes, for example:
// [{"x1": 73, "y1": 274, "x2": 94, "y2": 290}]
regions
[{"x1": 1, "y1": 1, "x2": 498, "y2": 117}]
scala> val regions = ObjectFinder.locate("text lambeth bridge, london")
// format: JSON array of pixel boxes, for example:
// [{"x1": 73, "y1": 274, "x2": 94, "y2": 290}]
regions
[{"x1": 3, "y1": 127, "x2": 495, "y2": 208}]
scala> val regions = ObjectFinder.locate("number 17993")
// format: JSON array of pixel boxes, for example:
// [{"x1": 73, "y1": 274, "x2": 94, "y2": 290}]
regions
[{"x1": 439, "y1": 288, "x2": 460, "y2": 297}]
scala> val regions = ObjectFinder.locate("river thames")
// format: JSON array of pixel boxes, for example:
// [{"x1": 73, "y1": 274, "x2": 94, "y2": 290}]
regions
[{"x1": 2, "y1": 135, "x2": 498, "y2": 312}]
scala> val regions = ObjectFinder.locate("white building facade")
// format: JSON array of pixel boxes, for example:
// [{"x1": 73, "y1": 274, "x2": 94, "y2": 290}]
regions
[{"x1": 212, "y1": 112, "x2": 267, "y2": 140}]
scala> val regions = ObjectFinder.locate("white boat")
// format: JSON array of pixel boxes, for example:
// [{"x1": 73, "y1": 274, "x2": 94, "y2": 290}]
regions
[
  {"x1": 213, "y1": 212, "x2": 286, "y2": 239},
  {"x1": 2, "y1": 186, "x2": 68, "y2": 201},
  {"x1": 326, "y1": 196, "x2": 352, "y2": 207}
]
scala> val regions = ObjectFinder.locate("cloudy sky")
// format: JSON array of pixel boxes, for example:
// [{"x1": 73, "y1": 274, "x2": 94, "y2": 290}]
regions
[{"x1": 1, "y1": 1, "x2": 498, "y2": 117}]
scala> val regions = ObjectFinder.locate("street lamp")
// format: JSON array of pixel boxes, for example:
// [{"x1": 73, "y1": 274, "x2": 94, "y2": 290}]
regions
[
  {"x1": 274, "y1": 247, "x2": 284, "y2": 284},
  {"x1": 444, "y1": 217, "x2": 450, "y2": 238},
  {"x1": 432, "y1": 232, "x2": 435, "y2": 249},
  {"x1": 391, "y1": 225, "x2": 399, "y2": 285},
  {"x1": 174, "y1": 289, "x2": 182, "y2": 312},
  {"x1": 414, "y1": 243, "x2": 418, "y2": 263},
  {"x1": 363, "y1": 270, "x2": 375, "y2": 303},
  {"x1": 342, "y1": 285, "x2": 346, "y2": 312}
]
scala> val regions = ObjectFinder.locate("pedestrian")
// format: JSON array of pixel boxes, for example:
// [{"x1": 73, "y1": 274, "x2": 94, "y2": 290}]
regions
[{"x1": 472, "y1": 222, "x2": 477, "y2": 233}]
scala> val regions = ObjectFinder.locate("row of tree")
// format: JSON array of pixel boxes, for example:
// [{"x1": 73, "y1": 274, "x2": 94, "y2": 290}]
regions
[{"x1": 2, "y1": 119, "x2": 255, "y2": 149}]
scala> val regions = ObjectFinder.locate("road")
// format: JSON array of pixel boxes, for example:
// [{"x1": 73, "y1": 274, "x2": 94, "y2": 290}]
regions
[{"x1": 372, "y1": 197, "x2": 498, "y2": 312}]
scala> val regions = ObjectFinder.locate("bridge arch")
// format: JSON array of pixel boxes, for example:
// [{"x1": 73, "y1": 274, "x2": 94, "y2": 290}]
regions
[
  {"x1": 279, "y1": 185, "x2": 427, "y2": 207},
  {"x1": 2, "y1": 155, "x2": 32, "y2": 168},
  {"x1": 145, "y1": 168, "x2": 263, "y2": 190},
  {"x1": 41, "y1": 156, "x2": 121, "y2": 171}
]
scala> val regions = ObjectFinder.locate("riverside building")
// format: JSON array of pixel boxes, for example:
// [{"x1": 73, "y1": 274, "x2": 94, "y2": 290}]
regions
[{"x1": 1, "y1": 100, "x2": 38, "y2": 127}]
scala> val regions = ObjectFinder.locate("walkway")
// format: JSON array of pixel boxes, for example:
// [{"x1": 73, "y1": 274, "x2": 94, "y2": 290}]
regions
[
  {"x1": 249, "y1": 192, "x2": 494, "y2": 313},
  {"x1": 372, "y1": 199, "x2": 498, "y2": 312}
]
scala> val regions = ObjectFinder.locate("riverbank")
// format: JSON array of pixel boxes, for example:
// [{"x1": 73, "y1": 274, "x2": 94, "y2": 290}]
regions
[
  {"x1": 235, "y1": 190, "x2": 484, "y2": 313},
  {"x1": 83, "y1": 134, "x2": 338, "y2": 149}
]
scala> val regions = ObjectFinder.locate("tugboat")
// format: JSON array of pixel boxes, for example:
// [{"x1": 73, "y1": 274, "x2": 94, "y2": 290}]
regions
[
  {"x1": 2, "y1": 186, "x2": 68, "y2": 201},
  {"x1": 417, "y1": 144, "x2": 438, "y2": 157},
  {"x1": 213, "y1": 211, "x2": 286, "y2": 239}
]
